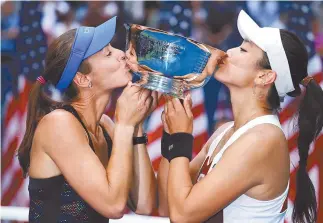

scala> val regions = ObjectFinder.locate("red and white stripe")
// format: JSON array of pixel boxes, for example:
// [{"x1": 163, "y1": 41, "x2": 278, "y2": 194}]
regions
[{"x1": 2, "y1": 75, "x2": 31, "y2": 208}]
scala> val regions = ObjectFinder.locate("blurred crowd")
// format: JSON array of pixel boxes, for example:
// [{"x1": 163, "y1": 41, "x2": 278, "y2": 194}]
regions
[{"x1": 2, "y1": 1, "x2": 323, "y2": 131}]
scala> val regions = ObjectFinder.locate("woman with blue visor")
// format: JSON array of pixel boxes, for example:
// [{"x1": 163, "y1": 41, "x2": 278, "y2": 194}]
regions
[
  {"x1": 18, "y1": 17, "x2": 157, "y2": 222},
  {"x1": 158, "y1": 10, "x2": 323, "y2": 223}
]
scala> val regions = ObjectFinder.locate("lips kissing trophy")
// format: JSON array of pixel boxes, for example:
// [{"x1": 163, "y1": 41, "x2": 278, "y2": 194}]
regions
[{"x1": 125, "y1": 24, "x2": 227, "y2": 99}]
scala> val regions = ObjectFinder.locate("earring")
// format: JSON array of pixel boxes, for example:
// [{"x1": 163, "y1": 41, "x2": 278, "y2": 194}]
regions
[{"x1": 88, "y1": 82, "x2": 92, "y2": 88}]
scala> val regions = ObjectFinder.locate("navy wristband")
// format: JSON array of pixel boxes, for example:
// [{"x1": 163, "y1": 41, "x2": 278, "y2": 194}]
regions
[
  {"x1": 168, "y1": 133, "x2": 193, "y2": 162},
  {"x1": 161, "y1": 131, "x2": 170, "y2": 160}
]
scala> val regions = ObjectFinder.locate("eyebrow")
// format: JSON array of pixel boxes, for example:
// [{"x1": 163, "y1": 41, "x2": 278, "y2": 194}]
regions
[{"x1": 243, "y1": 40, "x2": 254, "y2": 48}]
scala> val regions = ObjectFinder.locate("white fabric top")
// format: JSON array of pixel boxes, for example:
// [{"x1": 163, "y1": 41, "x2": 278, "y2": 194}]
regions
[{"x1": 200, "y1": 115, "x2": 289, "y2": 223}]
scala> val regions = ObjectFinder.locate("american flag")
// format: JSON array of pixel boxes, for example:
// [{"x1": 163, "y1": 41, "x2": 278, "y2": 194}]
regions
[
  {"x1": 1, "y1": 1, "x2": 323, "y2": 222},
  {"x1": 2, "y1": 1, "x2": 46, "y2": 209}
]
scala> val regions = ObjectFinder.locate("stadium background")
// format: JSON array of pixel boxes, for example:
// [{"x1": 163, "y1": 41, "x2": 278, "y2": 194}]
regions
[{"x1": 1, "y1": 1, "x2": 323, "y2": 222}]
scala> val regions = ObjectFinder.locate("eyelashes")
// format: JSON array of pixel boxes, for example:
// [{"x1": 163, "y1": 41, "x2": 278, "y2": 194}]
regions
[{"x1": 240, "y1": 47, "x2": 247, "y2": 52}]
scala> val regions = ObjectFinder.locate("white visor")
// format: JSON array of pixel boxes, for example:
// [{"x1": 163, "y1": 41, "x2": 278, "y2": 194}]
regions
[{"x1": 237, "y1": 10, "x2": 295, "y2": 97}]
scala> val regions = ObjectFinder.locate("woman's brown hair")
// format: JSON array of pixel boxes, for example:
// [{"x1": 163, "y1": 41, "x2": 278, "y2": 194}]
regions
[{"x1": 18, "y1": 29, "x2": 91, "y2": 177}]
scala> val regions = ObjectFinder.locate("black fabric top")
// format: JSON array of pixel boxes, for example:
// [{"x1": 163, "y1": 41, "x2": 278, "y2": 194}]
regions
[{"x1": 29, "y1": 105, "x2": 112, "y2": 223}]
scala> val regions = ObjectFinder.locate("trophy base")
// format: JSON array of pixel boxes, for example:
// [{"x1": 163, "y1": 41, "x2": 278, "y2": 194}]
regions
[{"x1": 134, "y1": 73, "x2": 186, "y2": 99}]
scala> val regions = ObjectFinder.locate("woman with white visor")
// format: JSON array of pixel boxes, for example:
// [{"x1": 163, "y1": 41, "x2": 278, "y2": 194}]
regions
[{"x1": 158, "y1": 10, "x2": 323, "y2": 223}]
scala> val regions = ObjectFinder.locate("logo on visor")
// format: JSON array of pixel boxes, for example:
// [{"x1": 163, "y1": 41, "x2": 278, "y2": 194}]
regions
[{"x1": 84, "y1": 27, "x2": 91, "y2": 34}]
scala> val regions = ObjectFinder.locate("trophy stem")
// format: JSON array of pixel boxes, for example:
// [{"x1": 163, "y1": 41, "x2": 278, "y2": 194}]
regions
[{"x1": 137, "y1": 73, "x2": 186, "y2": 99}]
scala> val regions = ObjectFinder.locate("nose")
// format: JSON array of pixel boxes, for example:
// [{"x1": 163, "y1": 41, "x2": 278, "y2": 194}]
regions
[{"x1": 226, "y1": 48, "x2": 233, "y2": 57}]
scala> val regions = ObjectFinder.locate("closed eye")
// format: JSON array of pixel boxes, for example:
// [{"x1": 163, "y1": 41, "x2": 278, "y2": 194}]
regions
[
  {"x1": 240, "y1": 47, "x2": 247, "y2": 52},
  {"x1": 106, "y1": 51, "x2": 112, "y2": 56}
]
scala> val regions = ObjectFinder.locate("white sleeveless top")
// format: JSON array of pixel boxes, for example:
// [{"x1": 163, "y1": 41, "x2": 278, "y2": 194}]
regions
[{"x1": 197, "y1": 115, "x2": 289, "y2": 223}]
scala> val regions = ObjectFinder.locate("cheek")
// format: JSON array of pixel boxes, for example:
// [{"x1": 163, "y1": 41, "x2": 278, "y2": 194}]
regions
[
  {"x1": 102, "y1": 59, "x2": 120, "y2": 74},
  {"x1": 214, "y1": 59, "x2": 255, "y2": 86},
  {"x1": 214, "y1": 65, "x2": 238, "y2": 84},
  {"x1": 103, "y1": 62, "x2": 131, "y2": 86}
]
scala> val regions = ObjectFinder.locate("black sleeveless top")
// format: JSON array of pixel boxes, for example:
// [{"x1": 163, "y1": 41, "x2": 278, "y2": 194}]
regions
[{"x1": 29, "y1": 105, "x2": 112, "y2": 223}]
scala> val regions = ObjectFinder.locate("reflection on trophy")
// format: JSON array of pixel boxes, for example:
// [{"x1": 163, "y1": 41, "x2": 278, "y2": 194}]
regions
[{"x1": 125, "y1": 24, "x2": 227, "y2": 98}]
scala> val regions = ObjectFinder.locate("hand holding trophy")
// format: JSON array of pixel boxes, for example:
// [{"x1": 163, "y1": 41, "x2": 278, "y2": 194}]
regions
[{"x1": 125, "y1": 24, "x2": 227, "y2": 98}]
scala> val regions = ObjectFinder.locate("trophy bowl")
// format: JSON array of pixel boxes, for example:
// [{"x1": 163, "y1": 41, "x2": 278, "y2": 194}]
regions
[{"x1": 125, "y1": 24, "x2": 227, "y2": 98}]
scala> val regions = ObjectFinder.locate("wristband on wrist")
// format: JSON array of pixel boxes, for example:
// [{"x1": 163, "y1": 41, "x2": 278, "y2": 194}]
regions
[
  {"x1": 133, "y1": 133, "x2": 148, "y2": 145},
  {"x1": 168, "y1": 133, "x2": 193, "y2": 162},
  {"x1": 161, "y1": 131, "x2": 171, "y2": 160}
]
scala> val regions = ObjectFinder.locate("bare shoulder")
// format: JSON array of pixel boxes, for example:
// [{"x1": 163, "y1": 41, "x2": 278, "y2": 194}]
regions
[
  {"x1": 38, "y1": 109, "x2": 81, "y2": 130},
  {"x1": 217, "y1": 123, "x2": 288, "y2": 185},
  {"x1": 35, "y1": 109, "x2": 87, "y2": 146},
  {"x1": 247, "y1": 124, "x2": 286, "y2": 147},
  {"x1": 229, "y1": 123, "x2": 287, "y2": 159},
  {"x1": 255, "y1": 123, "x2": 285, "y2": 138},
  {"x1": 100, "y1": 114, "x2": 115, "y2": 138}
]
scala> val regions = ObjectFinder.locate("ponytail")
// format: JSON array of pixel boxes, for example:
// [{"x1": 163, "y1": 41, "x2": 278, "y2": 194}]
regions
[
  {"x1": 17, "y1": 29, "x2": 83, "y2": 177},
  {"x1": 292, "y1": 78, "x2": 323, "y2": 223},
  {"x1": 261, "y1": 29, "x2": 322, "y2": 223},
  {"x1": 18, "y1": 81, "x2": 61, "y2": 177}
]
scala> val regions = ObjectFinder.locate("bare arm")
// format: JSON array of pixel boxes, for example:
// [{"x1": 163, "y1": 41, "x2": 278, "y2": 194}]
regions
[
  {"x1": 157, "y1": 144, "x2": 207, "y2": 216},
  {"x1": 162, "y1": 96, "x2": 262, "y2": 222},
  {"x1": 101, "y1": 117, "x2": 157, "y2": 215},
  {"x1": 127, "y1": 124, "x2": 157, "y2": 215},
  {"x1": 126, "y1": 91, "x2": 160, "y2": 215},
  {"x1": 157, "y1": 121, "x2": 231, "y2": 216},
  {"x1": 101, "y1": 90, "x2": 158, "y2": 215},
  {"x1": 39, "y1": 111, "x2": 134, "y2": 219},
  {"x1": 39, "y1": 84, "x2": 152, "y2": 219},
  {"x1": 157, "y1": 156, "x2": 170, "y2": 216}
]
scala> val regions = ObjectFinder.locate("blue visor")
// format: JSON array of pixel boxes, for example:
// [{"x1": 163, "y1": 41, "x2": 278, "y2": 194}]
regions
[{"x1": 56, "y1": 16, "x2": 117, "y2": 91}]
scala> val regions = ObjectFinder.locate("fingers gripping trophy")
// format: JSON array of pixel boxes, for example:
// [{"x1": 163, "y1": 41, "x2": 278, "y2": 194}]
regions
[{"x1": 125, "y1": 24, "x2": 227, "y2": 98}]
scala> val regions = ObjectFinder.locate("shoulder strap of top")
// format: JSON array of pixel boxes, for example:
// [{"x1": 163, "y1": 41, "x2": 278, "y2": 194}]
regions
[
  {"x1": 206, "y1": 122, "x2": 234, "y2": 160},
  {"x1": 209, "y1": 115, "x2": 282, "y2": 170},
  {"x1": 249, "y1": 114, "x2": 282, "y2": 130},
  {"x1": 61, "y1": 105, "x2": 95, "y2": 151},
  {"x1": 99, "y1": 124, "x2": 113, "y2": 159}
]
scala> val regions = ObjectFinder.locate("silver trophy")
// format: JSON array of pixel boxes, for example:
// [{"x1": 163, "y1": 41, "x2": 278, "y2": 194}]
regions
[{"x1": 125, "y1": 24, "x2": 227, "y2": 98}]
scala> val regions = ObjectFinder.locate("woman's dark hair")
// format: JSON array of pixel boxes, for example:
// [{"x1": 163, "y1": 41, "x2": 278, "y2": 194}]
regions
[
  {"x1": 18, "y1": 29, "x2": 91, "y2": 177},
  {"x1": 259, "y1": 29, "x2": 323, "y2": 223}
]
